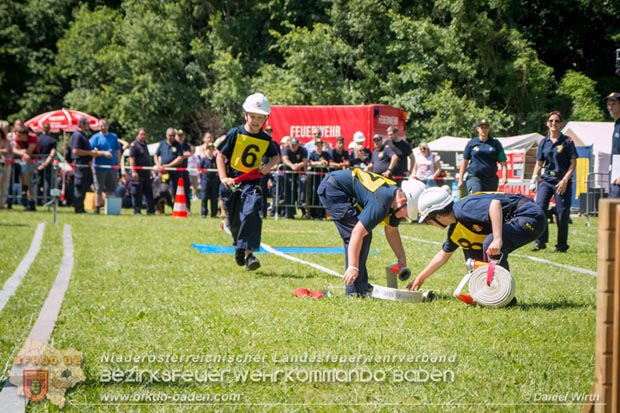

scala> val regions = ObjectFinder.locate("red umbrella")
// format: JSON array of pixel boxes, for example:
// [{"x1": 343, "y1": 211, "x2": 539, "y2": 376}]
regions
[
  {"x1": 25, "y1": 108, "x2": 100, "y2": 133},
  {"x1": 25, "y1": 108, "x2": 100, "y2": 202}
]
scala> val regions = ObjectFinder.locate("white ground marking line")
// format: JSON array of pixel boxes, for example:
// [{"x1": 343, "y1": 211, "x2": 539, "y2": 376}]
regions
[
  {"x1": 401, "y1": 235, "x2": 596, "y2": 276},
  {"x1": 260, "y1": 243, "x2": 343, "y2": 278},
  {"x1": 0, "y1": 223, "x2": 45, "y2": 314},
  {"x1": 0, "y1": 224, "x2": 74, "y2": 412}
]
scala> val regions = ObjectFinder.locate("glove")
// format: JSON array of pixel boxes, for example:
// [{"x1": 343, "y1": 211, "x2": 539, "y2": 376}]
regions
[{"x1": 528, "y1": 174, "x2": 538, "y2": 192}]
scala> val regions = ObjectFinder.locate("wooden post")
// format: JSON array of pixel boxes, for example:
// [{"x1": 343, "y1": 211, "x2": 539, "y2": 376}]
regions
[
  {"x1": 585, "y1": 200, "x2": 620, "y2": 412},
  {"x1": 613, "y1": 205, "x2": 620, "y2": 413}
]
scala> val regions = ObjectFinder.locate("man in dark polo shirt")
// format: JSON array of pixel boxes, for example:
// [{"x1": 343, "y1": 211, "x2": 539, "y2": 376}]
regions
[
  {"x1": 128, "y1": 128, "x2": 155, "y2": 215},
  {"x1": 154, "y1": 127, "x2": 183, "y2": 203},
  {"x1": 367, "y1": 134, "x2": 398, "y2": 178},
  {"x1": 36, "y1": 123, "x2": 58, "y2": 203},
  {"x1": 71, "y1": 118, "x2": 105, "y2": 213},
  {"x1": 386, "y1": 126, "x2": 413, "y2": 183},
  {"x1": 175, "y1": 129, "x2": 192, "y2": 211}
]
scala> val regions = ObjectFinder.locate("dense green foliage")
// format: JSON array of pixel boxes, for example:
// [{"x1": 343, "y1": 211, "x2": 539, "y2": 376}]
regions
[{"x1": 1, "y1": 0, "x2": 619, "y2": 143}]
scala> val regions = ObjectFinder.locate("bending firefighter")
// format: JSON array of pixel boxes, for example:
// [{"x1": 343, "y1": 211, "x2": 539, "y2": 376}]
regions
[
  {"x1": 216, "y1": 93, "x2": 280, "y2": 271},
  {"x1": 317, "y1": 170, "x2": 425, "y2": 296},
  {"x1": 408, "y1": 188, "x2": 546, "y2": 297}
]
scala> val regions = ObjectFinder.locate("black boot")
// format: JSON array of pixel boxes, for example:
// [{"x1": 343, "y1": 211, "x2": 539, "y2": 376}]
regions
[
  {"x1": 21, "y1": 186, "x2": 28, "y2": 209},
  {"x1": 27, "y1": 200, "x2": 36, "y2": 211}
]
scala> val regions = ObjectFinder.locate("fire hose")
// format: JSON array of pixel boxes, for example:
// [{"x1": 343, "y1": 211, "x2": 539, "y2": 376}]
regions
[{"x1": 453, "y1": 259, "x2": 515, "y2": 308}]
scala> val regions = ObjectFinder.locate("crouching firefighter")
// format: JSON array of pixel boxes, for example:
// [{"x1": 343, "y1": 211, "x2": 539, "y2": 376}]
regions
[{"x1": 317, "y1": 169, "x2": 425, "y2": 296}]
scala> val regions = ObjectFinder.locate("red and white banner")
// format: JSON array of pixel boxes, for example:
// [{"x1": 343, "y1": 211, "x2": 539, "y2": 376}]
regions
[
  {"x1": 265, "y1": 104, "x2": 407, "y2": 148},
  {"x1": 498, "y1": 181, "x2": 535, "y2": 199},
  {"x1": 504, "y1": 151, "x2": 526, "y2": 179}
]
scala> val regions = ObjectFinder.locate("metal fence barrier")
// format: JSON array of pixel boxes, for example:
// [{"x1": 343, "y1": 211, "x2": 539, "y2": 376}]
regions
[
  {"x1": 269, "y1": 167, "x2": 330, "y2": 220},
  {"x1": 581, "y1": 172, "x2": 610, "y2": 226}
]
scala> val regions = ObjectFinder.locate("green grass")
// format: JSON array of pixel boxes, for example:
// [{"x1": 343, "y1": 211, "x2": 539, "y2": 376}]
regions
[{"x1": 0, "y1": 206, "x2": 599, "y2": 412}]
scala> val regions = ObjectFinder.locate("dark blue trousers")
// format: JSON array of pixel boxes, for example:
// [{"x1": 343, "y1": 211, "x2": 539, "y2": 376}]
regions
[
  {"x1": 221, "y1": 182, "x2": 263, "y2": 251},
  {"x1": 466, "y1": 174, "x2": 499, "y2": 194},
  {"x1": 73, "y1": 165, "x2": 93, "y2": 213},
  {"x1": 534, "y1": 179, "x2": 571, "y2": 251},
  {"x1": 317, "y1": 177, "x2": 372, "y2": 295},
  {"x1": 131, "y1": 172, "x2": 155, "y2": 214},
  {"x1": 482, "y1": 199, "x2": 546, "y2": 270}
]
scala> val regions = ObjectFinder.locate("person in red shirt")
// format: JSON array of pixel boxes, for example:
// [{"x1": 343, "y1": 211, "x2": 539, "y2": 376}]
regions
[{"x1": 12, "y1": 121, "x2": 39, "y2": 211}]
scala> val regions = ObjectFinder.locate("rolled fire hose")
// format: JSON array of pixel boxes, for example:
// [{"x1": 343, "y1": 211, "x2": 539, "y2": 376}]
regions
[{"x1": 453, "y1": 261, "x2": 515, "y2": 308}]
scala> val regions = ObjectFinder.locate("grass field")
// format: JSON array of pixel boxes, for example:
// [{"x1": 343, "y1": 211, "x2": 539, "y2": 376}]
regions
[{"x1": 0, "y1": 205, "x2": 599, "y2": 412}]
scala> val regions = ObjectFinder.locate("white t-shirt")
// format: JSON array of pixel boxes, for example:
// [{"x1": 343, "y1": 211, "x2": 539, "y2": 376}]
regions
[
  {"x1": 188, "y1": 153, "x2": 200, "y2": 177},
  {"x1": 413, "y1": 148, "x2": 440, "y2": 179}
]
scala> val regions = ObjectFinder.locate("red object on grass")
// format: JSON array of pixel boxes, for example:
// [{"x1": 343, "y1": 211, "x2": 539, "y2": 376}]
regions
[
  {"x1": 294, "y1": 288, "x2": 324, "y2": 299},
  {"x1": 457, "y1": 294, "x2": 474, "y2": 305}
]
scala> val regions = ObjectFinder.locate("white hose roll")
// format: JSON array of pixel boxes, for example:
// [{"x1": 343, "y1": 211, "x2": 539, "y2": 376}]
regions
[{"x1": 468, "y1": 265, "x2": 515, "y2": 308}]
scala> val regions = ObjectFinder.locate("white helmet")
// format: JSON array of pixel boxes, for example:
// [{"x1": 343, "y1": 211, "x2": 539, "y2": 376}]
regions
[
  {"x1": 353, "y1": 131, "x2": 365, "y2": 143},
  {"x1": 242, "y1": 93, "x2": 271, "y2": 115},
  {"x1": 417, "y1": 187, "x2": 453, "y2": 223},
  {"x1": 400, "y1": 179, "x2": 426, "y2": 220}
]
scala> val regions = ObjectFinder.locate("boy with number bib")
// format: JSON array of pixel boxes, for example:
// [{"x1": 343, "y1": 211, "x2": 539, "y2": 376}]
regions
[{"x1": 216, "y1": 93, "x2": 280, "y2": 271}]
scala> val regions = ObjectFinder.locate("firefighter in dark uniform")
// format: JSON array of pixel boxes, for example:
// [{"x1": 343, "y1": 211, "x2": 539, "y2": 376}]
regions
[
  {"x1": 155, "y1": 128, "x2": 183, "y2": 201},
  {"x1": 71, "y1": 118, "x2": 101, "y2": 213},
  {"x1": 128, "y1": 128, "x2": 155, "y2": 215},
  {"x1": 217, "y1": 93, "x2": 281, "y2": 271},
  {"x1": 409, "y1": 188, "x2": 546, "y2": 291},
  {"x1": 528, "y1": 111, "x2": 577, "y2": 253},
  {"x1": 458, "y1": 120, "x2": 508, "y2": 194},
  {"x1": 318, "y1": 169, "x2": 425, "y2": 296}
]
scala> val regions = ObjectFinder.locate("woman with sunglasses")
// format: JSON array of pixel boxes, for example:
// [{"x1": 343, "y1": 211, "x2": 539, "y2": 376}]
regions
[
  {"x1": 412, "y1": 142, "x2": 442, "y2": 181},
  {"x1": 528, "y1": 111, "x2": 577, "y2": 253}
]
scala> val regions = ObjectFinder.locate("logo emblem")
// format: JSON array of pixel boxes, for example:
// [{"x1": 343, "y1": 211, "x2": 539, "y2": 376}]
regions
[{"x1": 23, "y1": 370, "x2": 48, "y2": 402}]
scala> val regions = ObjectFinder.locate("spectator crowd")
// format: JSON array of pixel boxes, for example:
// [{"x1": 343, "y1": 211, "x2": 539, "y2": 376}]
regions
[{"x1": 0, "y1": 118, "x2": 436, "y2": 220}]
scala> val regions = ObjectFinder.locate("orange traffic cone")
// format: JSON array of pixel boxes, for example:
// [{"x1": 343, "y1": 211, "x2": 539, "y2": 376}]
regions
[{"x1": 172, "y1": 177, "x2": 188, "y2": 218}]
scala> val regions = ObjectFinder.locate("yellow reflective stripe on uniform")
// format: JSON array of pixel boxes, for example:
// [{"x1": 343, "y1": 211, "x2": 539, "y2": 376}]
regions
[
  {"x1": 467, "y1": 191, "x2": 502, "y2": 197},
  {"x1": 351, "y1": 169, "x2": 395, "y2": 227},
  {"x1": 230, "y1": 133, "x2": 270, "y2": 172},
  {"x1": 449, "y1": 222, "x2": 486, "y2": 251},
  {"x1": 352, "y1": 169, "x2": 396, "y2": 192}
]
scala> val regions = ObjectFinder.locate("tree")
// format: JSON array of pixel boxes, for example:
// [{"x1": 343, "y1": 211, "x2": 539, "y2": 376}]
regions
[
  {"x1": 557, "y1": 70, "x2": 605, "y2": 122},
  {"x1": 57, "y1": 1, "x2": 204, "y2": 140},
  {"x1": 0, "y1": 0, "x2": 74, "y2": 120}
]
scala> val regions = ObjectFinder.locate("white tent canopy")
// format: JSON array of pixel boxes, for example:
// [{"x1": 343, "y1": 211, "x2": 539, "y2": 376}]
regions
[
  {"x1": 427, "y1": 133, "x2": 544, "y2": 179},
  {"x1": 427, "y1": 133, "x2": 544, "y2": 153},
  {"x1": 562, "y1": 121, "x2": 614, "y2": 182},
  {"x1": 562, "y1": 121, "x2": 613, "y2": 155}
]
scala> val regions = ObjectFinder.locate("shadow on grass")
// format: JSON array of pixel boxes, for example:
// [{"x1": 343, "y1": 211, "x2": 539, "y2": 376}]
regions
[
  {"x1": 417, "y1": 294, "x2": 592, "y2": 310},
  {"x1": 517, "y1": 299, "x2": 593, "y2": 311},
  {"x1": 0, "y1": 223, "x2": 29, "y2": 227},
  {"x1": 258, "y1": 271, "x2": 319, "y2": 280}
]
